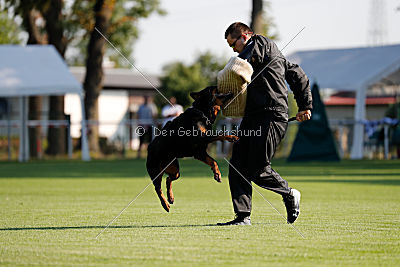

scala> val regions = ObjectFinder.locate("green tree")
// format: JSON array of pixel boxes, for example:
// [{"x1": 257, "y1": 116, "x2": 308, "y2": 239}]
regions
[
  {"x1": 155, "y1": 52, "x2": 227, "y2": 110},
  {"x1": 196, "y1": 51, "x2": 227, "y2": 84},
  {"x1": 0, "y1": 10, "x2": 21, "y2": 44},
  {"x1": 67, "y1": 0, "x2": 165, "y2": 67}
]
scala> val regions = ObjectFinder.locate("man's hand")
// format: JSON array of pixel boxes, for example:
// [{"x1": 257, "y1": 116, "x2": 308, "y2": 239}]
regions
[{"x1": 296, "y1": 110, "x2": 312, "y2": 122}]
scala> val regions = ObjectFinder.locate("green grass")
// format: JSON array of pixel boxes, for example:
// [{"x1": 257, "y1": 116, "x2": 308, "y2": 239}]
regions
[{"x1": 0, "y1": 159, "x2": 399, "y2": 266}]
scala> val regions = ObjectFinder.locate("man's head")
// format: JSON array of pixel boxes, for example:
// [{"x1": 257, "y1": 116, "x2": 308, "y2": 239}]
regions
[{"x1": 225, "y1": 22, "x2": 253, "y2": 53}]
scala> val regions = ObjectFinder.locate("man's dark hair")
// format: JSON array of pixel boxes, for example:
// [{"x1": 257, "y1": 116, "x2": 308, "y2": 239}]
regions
[{"x1": 225, "y1": 22, "x2": 253, "y2": 39}]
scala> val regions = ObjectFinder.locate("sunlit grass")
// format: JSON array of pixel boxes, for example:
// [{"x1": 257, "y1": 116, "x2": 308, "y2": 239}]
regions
[{"x1": 0, "y1": 159, "x2": 399, "y2": 266}]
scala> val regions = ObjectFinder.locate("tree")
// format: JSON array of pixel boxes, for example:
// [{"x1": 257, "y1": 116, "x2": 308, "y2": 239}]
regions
[
  {"x1": 67, "y1": 0, "x2": 165, "y2": 67},
  {"x1": 155, "y1": 51, "x2": 227, "y2": 110},
  {"x1": 250, "y1": 0, "x2": 278, "y2": 39},
  {"x1": 158, "y1": 62, "x2": 208, "y2": 109},
  {"x1": 0, "y1": 10, "x2": 21, "y2": 44},
  {"x1": 42, "y1": 0, "x2": 69, "y2": 155},
  {"x1": 83, "y1": 0, "x2": 164, "y2": 153},
  {"x1": 3, "y1": 0, "x2": 72, "y2": 156},
  {"x1": 197, "y1": 51, "x2": 227, "y2": 85},
  {"x1": 1, "y1": 2, "x2": 45, "y2": 158},
  {"x1": 83, "y1": 0, "x2": 116, "y2": 153},
  {"x1": 24, "y1": 8, "x2": 45, "y2": 158},
  {"x1": 3, "y1": 0, "x2": 164, "y2": 156}
]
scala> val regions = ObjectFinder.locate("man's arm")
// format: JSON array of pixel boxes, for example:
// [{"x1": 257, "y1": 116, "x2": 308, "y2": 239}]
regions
[{"x1": 285, "y1": 61, "x2": 313, "y2": 122}]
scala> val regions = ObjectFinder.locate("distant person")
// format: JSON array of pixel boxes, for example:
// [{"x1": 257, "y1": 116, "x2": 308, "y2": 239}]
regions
[
  {"x1": 137, "y1": 96, "x2": 156, "y2": 158},
  {"x1": 161, "y1": 96, "x2": 183, "y2": 126}
]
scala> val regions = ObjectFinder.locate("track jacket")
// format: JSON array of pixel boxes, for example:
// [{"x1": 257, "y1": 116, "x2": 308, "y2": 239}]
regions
[{"x1": 239, "y1": 35, "x2": 312, "y2": 119}]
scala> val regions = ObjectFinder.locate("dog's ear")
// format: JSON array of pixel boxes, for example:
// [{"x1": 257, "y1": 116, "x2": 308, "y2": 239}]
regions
[
  {"x1": 208, "y1": 86, "x2": 218, "y2": 95},
  {"x1": 190, "y1": 91, "x2": 201, "y2": 100}
]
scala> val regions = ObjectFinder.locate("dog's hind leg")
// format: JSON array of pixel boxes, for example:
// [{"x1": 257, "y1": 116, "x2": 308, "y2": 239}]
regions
[
  {"x1": 153, "y1": 172, "x2": 170, "y2": 212},
  {"x1": 165, "y1": 159, "x2": 180, "y2": 204},
  {"x1": 166, "y1": 177, "x2": 174, "y2": 204}
]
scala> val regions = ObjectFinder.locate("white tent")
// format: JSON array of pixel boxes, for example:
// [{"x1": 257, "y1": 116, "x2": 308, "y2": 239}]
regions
[
  {"x1": 0, "y1": 45, "x2": 90, "y2": 161},
  {"x1": 287, "y1": 44, "x2": 400, "y2": 159}
]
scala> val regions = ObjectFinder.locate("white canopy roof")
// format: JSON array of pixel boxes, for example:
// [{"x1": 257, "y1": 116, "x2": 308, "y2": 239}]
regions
[
  {"x1": 0, "y1": 45, "x2": 89, "y2": 162},
  {"x1": 287, "y1": 44, "x2": 400, "y2": 91},
  {"x1": 287, "y1": 44, "x2": 400, "y2": 159},
  {"x1": 0, "y1": 45, "x2": 82, "y2": 97}
]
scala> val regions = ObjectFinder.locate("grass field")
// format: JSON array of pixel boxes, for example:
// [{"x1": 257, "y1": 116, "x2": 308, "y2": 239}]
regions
[{"x1": 0, "y1": 158, "x2": 399, "y2": 266}]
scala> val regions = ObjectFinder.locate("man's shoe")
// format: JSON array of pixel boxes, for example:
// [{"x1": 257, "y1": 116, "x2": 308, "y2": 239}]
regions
[
  {"x1": 217, "y1": 215, "x2": 251, "y2": 226},
  {"x1": 283, "y1": 188, "x2": 301, "y2": 224}
]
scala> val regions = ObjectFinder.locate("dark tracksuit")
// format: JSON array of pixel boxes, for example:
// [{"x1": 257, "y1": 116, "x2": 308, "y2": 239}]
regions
[{"x1": 228, "y1": 35, "x2": 312, "y2": 215}]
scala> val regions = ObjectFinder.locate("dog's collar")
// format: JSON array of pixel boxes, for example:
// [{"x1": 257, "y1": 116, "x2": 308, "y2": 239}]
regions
[{"x1": 190, "y1": 107, "x2": 211, "y2": 126}]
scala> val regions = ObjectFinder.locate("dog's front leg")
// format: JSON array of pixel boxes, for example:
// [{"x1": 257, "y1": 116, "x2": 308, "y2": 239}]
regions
[
  {"x1": 194, "y1": 151, "x2": 222, "y2": 183},
  {"x1": 217, "y1": 135, "x2": 239, "y2": 142},
  {"x1": 197, "y1": 122, "x2": 239, "y2": 143}
]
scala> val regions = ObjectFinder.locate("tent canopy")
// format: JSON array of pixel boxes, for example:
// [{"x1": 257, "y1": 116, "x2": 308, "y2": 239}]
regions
[
  {"x1": 0, "y1": 45, "x2": 89, "y2": 161},
  {"x1": 0, "y1": 45, "x2": 82, "y2": 97},
  {"x1": 287, "y1": 44, "x2": 400, "y2": 159},
  {"x1": 287, "y1": 44, "x2": 400, "y2": 91}
]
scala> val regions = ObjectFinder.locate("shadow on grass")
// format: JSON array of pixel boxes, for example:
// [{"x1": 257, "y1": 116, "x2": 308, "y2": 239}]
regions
[
  {"x1": 0, "y1": 224, "x2": 224, "y2": 231},
  {"x1": 0, "y1": 159, "x2": 212, "y2": 179},
  {"x1": 294, "y1": 179, "x2": 400, "y2": 186},
  {"x1": 0, "y1": 158, "x2": 399, "y2": 179}
]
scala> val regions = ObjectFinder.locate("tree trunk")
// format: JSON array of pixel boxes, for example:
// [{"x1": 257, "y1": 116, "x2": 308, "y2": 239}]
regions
[
  {"x1": 23, "y1": 9, "x2": 45, "y2": 45},
  {"x1": 28, "y1": 96, "x2": 43, "y2": 158},
  {"x1": 23, "y1": 9, "x2": 45, "y2": 158},
  {"x1": 46, "y1": 96, "x2": 66, "y2": 155},
  {"x1": 43, "y1": 0, "x2": 68, "y2": 156},
  {"x1": 250, "y1": 0, "x2": 264, "y2": 34},
  {"x1": 84, "y1": 0, "x2": 116, "y2": 154}
]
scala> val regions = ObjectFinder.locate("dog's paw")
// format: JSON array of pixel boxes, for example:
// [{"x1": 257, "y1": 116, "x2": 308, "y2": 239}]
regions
[
  {"x1": 226, "y1": 135, "x2": 239, "y2": 143},
  {"x1": 162, "y1": 201, "x2": 170, "y2": 212},
  {"x1": 167, "y1": 194, "x2": 174, "y2": 204},
  {"x1": 214, "y1": 172, "x2": 222, "y2": 183},
  {"x1": 163, "y1": 203, "x2": 169, "y2": 212}
]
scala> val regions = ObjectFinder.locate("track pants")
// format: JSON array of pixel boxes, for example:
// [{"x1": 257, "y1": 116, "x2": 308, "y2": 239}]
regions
[{"x1": 228, "y1": 114, "x2": 291, "y2": 214}]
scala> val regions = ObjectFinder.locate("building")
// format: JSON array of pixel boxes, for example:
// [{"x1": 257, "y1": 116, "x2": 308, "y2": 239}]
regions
[{"x1": 68, "y1": 67, "x2": 160, "y2": 148}]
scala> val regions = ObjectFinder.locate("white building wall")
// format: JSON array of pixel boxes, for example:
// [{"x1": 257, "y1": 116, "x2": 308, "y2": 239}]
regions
[{"x1": 65, "y1": 90, "x2": 129, "y2": 139}]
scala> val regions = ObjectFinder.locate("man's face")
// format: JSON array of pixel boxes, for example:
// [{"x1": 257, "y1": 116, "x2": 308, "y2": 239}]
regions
[{"x1": 227, "y1": 33, "x2": 245, "y2": 53}]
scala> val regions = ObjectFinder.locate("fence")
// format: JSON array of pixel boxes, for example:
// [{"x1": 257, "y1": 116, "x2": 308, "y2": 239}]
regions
[
  {"x1": 0, "y1": 118, "x2": 399, "y2": 160},
  {"x1": 0, "y1": 120, "x2": 73, "y2": 160}
]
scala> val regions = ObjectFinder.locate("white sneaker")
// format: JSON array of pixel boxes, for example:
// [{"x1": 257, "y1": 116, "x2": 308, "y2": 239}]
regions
[{"x1": 283, "y1": 188, "x2": 301, "y2": 224}]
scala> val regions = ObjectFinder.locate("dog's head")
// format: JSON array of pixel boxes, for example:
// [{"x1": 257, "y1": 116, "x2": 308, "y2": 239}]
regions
[{"x1": 190, "y1": 86, "x2": 233, "y2": 123}]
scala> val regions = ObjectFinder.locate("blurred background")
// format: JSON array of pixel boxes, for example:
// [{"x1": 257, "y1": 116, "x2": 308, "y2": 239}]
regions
[{"x1": 0, "y1": 0, "x2": 400, "y2": 161}]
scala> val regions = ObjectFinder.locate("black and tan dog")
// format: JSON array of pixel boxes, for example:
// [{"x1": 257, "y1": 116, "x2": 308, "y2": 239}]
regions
[{"x1": 146, "y1": 86, "x2": 239, "y2": 212}]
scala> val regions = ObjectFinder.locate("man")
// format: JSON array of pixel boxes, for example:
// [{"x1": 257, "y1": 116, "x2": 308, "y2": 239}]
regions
[
  {"x1": 161, "y1": 96, "x2": 183, "y2": 127},
  {"x1": 219, "y1": 22, "x2": 312, "y2": 225},
  {"x1": 137, "y1": 96, "x2": 156, "y2": 158}
]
